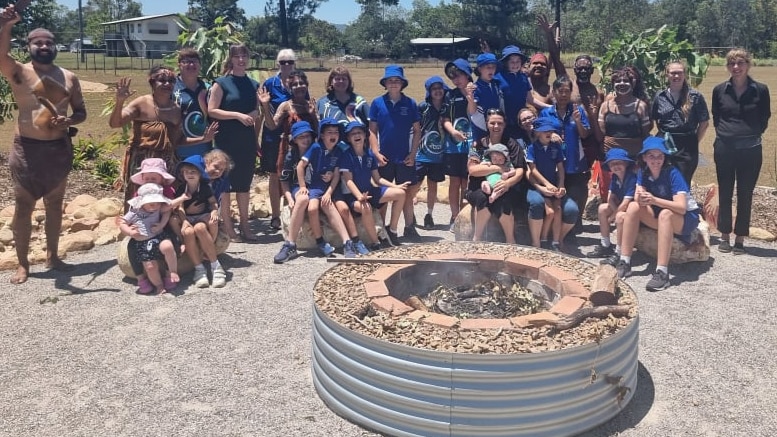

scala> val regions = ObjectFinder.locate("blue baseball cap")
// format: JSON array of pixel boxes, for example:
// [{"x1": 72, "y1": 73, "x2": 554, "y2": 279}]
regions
[
  {"x1": 318, "y1": 117, "x2": 340, "y2": 135},
  {"x1": 344, "y1": 120, "x2": 367, "y2": 135},
  {"x1": 602, "y1": 148, "x2": 634, "y2": 171},
  {"x1": 380, "y1": 64, "x2": 408, "y2": 89},
  {"x1": 533, "y1": 116, "x2": 561, "y2": 132},
  {"x1": 476, "y1": 53, "x2": 498, "y2": 68},
  {"x1": 176, "y1": 154, "x2": 209, "y2": 181},
  {"x1": 639, "y1": 136, "x2": 669, "y2": 156},
  {"x1": 445, "y1": 58, "x2": 472, "y2": 80},
  {"x1": 500, "y1": 45, "x2": 528, "y2": 63},
  {"x1": 424, "y1": 76, "x2": 449, "y2": 100},
  {"x1": 291, "y1": 120, "x2": 314, "y2": 140}
]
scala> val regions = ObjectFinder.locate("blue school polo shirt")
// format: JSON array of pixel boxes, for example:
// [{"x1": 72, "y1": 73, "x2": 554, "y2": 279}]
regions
[
  {"x1": 497, "y1": 71, "x2": 531, "y2": 129},
  {"x1": 302, "y1": 142, "x2": 345, "y2": 190},
  {"x1": 471, "y1": 78, "x2": 504, "y2": 141},
  {"x1": 368, "y1": 93, "x2": 420, "y2": 164},
  {"x1": 540, "y1": 103, "x2": 590, "y2": 175},
  {"x1": 636, "y1": 166, "x2": 700, "y2": 212},
  {"x1": 337, "y1": 147, "x2": 380, "y2": 194},
  {"x1": 609, "y1": 170, "x2": 637, "y2": 203},
  {"x1": 261, "y1": 74, "x2": 292, "y2": 143},
  {"x1": 526, "y1": 141, "x2": 565, "y2": 187}
]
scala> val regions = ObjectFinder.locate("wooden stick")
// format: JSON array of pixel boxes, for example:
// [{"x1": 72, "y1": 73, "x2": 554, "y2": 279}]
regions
[
  {"x1": 326, "y1": 258, "x2": 479, "y2": 265},
  {"x1": 551, "y1": 305, "x2": 632, "y2": 331}
]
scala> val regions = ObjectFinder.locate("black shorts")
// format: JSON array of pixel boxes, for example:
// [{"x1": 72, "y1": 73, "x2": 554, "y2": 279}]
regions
[
  {"x1": 415, "y1": 161, "x2": 445, "y2": 183},
  {"x1": 443, "y1": 153, "x2": 468, "y2": 178},
  {"x1": 378, "y1": 162, "x2": 418, "y2": 185},
  {"x1": 128, "y1": 228, "x2": 180, "y2": 275},
  {"x1": 259, "y1": 139, "x2": 281, "y2": 173}
]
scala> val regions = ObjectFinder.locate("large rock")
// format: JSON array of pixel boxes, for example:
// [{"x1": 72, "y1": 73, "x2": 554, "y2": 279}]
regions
[
  {"x1": 280, "y1": 204, "x2": 387, "y2": 250},
  {"x1": 91, "y1": 198, "x2": 123, "y2": 220},
  {"x1": 452, "y1": 204, "x2": 529, "y2": 244},
  {"x1": 117, "y1": 230, "x2": 231, "y2": 279},
  {"x1": 64, "y1": 194, "x2": 98, "y2": 214},
  {"x1": 59, "y1": 230, "x2": 96, "y2": 253},
  {"x1": 634, "y1": 220, "x2": 710, "y2": 264}
]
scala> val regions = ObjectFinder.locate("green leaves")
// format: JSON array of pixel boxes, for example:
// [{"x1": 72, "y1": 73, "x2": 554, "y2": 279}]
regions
[
  {"x1": 597, "y1": 25, "x2": 710, "y2": 99},
  {"x1": 171, "y1": 15, "x2": 245, "y2": 81}
]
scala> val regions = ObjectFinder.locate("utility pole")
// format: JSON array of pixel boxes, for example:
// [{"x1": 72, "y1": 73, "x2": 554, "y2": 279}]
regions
[
  {"x1": 554, "y1": 0, "x2": 561, "y2": 51},
  {"x1": 78, "y1": 0, "x2": 85, "y2": 64},
  {"x1": 279, "y1": 0, "x2": 288, "y2": 47}
]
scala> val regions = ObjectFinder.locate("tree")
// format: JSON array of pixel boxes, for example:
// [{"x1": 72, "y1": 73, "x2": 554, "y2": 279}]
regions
[
  {"x1": 264, "y1": 0, "x2": 326, "y2": 48},
  {"x1": 187, "y1": 0, "x2": 246, "y2": 29},
  {"x1": 299, "y1": 18, "x2": 343, "y2": 57},
  {"x1": 83, "y1": 0, "x2": 143, "y2": 44},
  {"x1": 174, "y1": 16, "x2": 244, "y2": 80},
  {"x1": 0, "y1": 0, "x2": 64, "y2": 41},
  {"x1": 408, "y1": 0, "x2": 464, "y2": 39},
  {"x1": 455, "y1": 0, "x2": 530, "y2": 50},
  {"x1": 343, "y1": 1, "x2": 412, "y2": 59}
]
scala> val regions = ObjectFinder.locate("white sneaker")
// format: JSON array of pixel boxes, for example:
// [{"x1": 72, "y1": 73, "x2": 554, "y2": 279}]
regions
[
  {"x1": 212, "y1": 265, "x2": 227, "y2": 288},
  {"x1": 194, "y1": 268, "x2": 209, "y2": 288}
]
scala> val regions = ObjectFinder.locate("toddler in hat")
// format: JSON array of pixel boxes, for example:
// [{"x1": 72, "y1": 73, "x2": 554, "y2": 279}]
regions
[
  {"x1": 118, "y1": 183, "x2": 179, "y2": 295},
  {"x1": 525, "y1": 116, "x2": 566, "y2": 250},
  {"x1": 480, "y1": 143, "x2": 516, "y2": 203}
]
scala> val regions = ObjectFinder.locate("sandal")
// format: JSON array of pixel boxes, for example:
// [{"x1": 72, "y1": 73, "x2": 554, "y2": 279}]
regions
[
  {"x1": 269, "y1": 216, "x2": 282, "y2": 230},
  {"x1": 163, "y1": 273, "x2": 179, "y2": 291},
  {"x1": 212, "y1": 266, "x2": 227, "y2": 288},
  {"x1": 137, "y1": 277, "x2": 154, "y2": 295},
  {"x1": 241, "y1": 229, "x2": 259, "y2": 242}
]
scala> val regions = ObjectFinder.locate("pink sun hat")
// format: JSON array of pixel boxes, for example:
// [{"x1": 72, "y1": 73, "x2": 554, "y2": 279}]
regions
[{"x1": 130, "y1": 158, "x2": 175, "y2": 185}]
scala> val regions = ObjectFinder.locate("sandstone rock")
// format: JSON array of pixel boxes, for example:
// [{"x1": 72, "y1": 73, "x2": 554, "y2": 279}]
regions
[
  {"x1": 749, "y1": 227, "x2": 776, "y2": 242},
  {"x1": 0, "y1": 229, "x2": 14, "y2": 245},
  {"x1": 94, "y1": 218, "x2": 122, "y2": 246},
  {"x1": 33, "y1": 212, "x2": 46, "y2": 224},
  {"x1": 634, "y1": 220, "x2": 710, "y2": 264},
  {"x1": 117, "y1": 230, "x2": 231, "y2": 279},
  {"x1": 59, "y1": 230, "x2": 96, "y2": 253},
  {"x1": 0, "y1": 242, "x2": 4, "y2": 252},
  {"x1": 91, "y1": 198, "x2": 123, "y2": 220},
  {"x1": 0, "y1": 252, "x2": 17, "y2": 270},
  {"x1": 64, "y1": 194, "x2": 98, "y2": 214},
  {"x1": 280, "y1": 204, "x2": 387, "y2": 250},
  {"x1": 61, "y1": 218, "x2": 73, "y2": 232},
  {"x1": 452, "y1": 204, "x2": 529, "y2": 244},
  {"x1": 28, "y1": 249, "x2": 48, "y2": 264},
  {"x1": 0, "y1": 205, "x2": 14, "y2": 218},
  {"x1": 70, "y1": 218, "x2": 101, "y2": 233},
  {"x1": 254, "y1": 180, "x2": 270, "y2": 195},
  {"x1": 34, "y1": 199, "x2": 45, "y2": 210},
  {"x1": 584, "y1": 195, "x2": 602, "y2": 221},
  {"x1": 72, "y1": 206, "x2": 100, "y2": 221}
]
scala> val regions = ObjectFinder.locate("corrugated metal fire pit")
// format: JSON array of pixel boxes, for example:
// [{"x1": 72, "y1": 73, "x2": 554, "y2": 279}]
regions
[{"x1": 312, "y1": 242, "x2": 638, "y2": 437}]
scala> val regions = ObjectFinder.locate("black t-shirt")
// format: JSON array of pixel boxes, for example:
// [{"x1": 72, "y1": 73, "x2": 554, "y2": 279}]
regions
[{"x1": 175, "y1": 180, "x2": 215, "y2": 215}]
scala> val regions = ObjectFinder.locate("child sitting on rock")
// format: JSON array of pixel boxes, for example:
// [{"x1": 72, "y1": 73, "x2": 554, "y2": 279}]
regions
[
  {"x1": 274, "y1": 121, "x2": 353, "y2": 264},
  {"x1": 480, "y1": 143, "x2": 516, "y2": 203},
  {"x1": 175, "y1": 155, "x2": 226, "y2": 288},
  {"x1": 118, "y1": 183, "x2": 179, "y2": 295}
]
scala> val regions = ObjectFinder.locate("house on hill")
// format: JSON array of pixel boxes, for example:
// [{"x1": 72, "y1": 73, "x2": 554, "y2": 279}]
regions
[{"x1": 101, "y1": 14, "x2": 202, "y2": 59}]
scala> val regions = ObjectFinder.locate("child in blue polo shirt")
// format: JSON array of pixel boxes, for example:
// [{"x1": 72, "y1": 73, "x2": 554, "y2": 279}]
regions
[
  {"x1": 616, "y1": 136, "x2": 701, "y2": 291},
  {"x1": 337, "y1": 121, "x2": 408, "y2": 248},
  {"x1": 586, "y1": 148, "x2": 637, "y2": 265},
  {"x1": 470, "y1": 53, "x2": 504, "y2": 142},
  {"x1": 369, "y1": 65, "x2": 421, "y2": 240},
  {"x1": 274, "y1": 121, "x2": 354, "y2": 264},
  {"x1": 416, "y1": 76, "x2": 449, "y2": 230},
  {"x1": 526, "y1": 116, "x2": 566, "y2": 250}
]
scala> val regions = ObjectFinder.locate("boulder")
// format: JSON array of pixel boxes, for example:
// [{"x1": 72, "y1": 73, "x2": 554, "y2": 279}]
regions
[
  {"x1": 59, "y1": 230, "x2": 96, "y2": 253},
  {"x1": 634, "y1": 219, "x2": 710, "y2": 264},
  {"x1": 0, "y1": 205, "x2": 14, "y2": 219},
  {"x1": 91, "y1": 198, "x2": 123, "y2": 220},
  {"x1": 64, "y1": 194, "x2": 98, "y2": 214},
  {"x1": 94, "y1": 217, "x2": 123, "y2": 246},
  {"x1": 452, "y1": 204, "x2": 529, "y2": 244},
  {"x1": 0, "y1": 252, "x2": 18, "y2": 270},
  {"x1": 117, "y1": 230, "x2": 231, "y2": 279},
  {"x1": 0, "y1": 228, "x2": 14, "y2": 245},
  {"x1": 70, "y1": 218, "x2": 101, "y2": 233},
  {"x1": 280, "y1": 204, "x2": 387, "y2": 250},
  {"x1": 749, "y1": 227, "x2": 776, "y2": 242}
]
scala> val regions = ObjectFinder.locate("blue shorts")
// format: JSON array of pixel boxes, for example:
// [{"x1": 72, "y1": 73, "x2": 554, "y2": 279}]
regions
[
  {"x1": 651, "y1": 206, "x2": 700, "y2": 243},
  {"x1": 416, "y1": 161, "x2": 445, "y2": 183},
  {"x1": 343, "y1": 185, "x2": 387, "y2": 211},
  {"x1": 291, "y1": 187, "x2": 325, "y2": 201},
  {"x1": 443, "y1": 153, "x2": 469, "y2": 178},
  {"x1": 378, "y1": 161, "x2": 418, "y2": 185}
]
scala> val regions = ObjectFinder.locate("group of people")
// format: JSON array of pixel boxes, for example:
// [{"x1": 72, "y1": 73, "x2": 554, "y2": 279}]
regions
[{"x1": 0, "y1": 4, "x2": 770, "y2": 293}]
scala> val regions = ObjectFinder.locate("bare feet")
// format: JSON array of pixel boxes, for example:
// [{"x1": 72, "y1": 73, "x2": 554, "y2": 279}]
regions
[
  {"x1": 10, "y1": 266, "x2": 29, "y2": 284},
  {"x1": 180, "y1": 244, "x2": 186, "y2": 254},
  {"x1": 46, "y1": 257, "x2": 74, "y2": 271}
]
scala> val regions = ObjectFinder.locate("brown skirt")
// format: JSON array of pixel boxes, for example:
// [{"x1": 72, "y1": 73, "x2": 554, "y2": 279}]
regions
[{"x1": 9, "y1": 135, "x2": 72, "y2": 200}]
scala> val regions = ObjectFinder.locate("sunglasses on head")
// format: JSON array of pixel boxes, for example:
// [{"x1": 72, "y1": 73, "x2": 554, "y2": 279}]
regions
[{"x1": 279, "y1": 60, "x2": 295, "y2": 66}]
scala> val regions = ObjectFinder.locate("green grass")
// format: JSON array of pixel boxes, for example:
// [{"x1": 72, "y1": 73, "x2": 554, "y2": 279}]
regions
[{"x1": 2, "y1": 57, "x2": 775, "y2": 188}]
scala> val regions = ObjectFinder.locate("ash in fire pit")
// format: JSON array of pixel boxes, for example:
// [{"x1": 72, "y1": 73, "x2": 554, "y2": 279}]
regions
[{"x1": 423, "y1": 273, "x2": 543, "y2": 319}]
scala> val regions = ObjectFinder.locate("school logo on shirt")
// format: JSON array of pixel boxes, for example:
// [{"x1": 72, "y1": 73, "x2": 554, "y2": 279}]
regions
[
  {"x1": 400, "y1": 106, "x2": 410, "y2": 116},
  {"x1": 422, "y1": 131, "x2": 444, "y2": 156},
  {"x1": 453, "y1": 117, "x2": 471, "y2": 137},
  {"x1": 183, "y1": 111, "x2": 207, "y2": 137}
]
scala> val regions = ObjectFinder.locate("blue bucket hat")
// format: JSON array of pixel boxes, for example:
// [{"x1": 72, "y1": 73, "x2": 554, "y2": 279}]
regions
[
  {"x1": 533, "y1": 116, "x2": 561, "y2": 132},
  {"x1": 318, "y1": 117, "x2": 341, "y2": 136},
  {"x1": 476, "y1": 53, "x2": 498, "y2": 68},
  {"x1": 445, "y1": 58, "x2": 473, "y2": 80},
  {"x1": 500, "y1": 45, "x2": 528, "y2": 63},
  {"x1": 380, "y1": 64, "x2": 409, "y2": 89},
  {"x1": 176, "y1": 154, "x2": 209, "y2": 181},
  {"x1": 424, "y1": 76, "x2": 449, "y2": 100},
  {"x1": 602, "y1": 148, "x2": 635, "y2": 171},
  {"x1": 639, "y1": 136, "x2": 669, "y2": 156},
  {"x1": 291, "y1": 120, "x2": 314, "y2": 141},
  {"x1": 344, "y1": 120, "x2": 367, "y2": 135}
]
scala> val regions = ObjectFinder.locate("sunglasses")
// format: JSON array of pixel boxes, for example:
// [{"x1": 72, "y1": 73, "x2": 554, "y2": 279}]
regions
[
  {"x1": 155, "y1": 77, "x2": 176, "y2": 84},
  {"x1": 279, "y1": 60, "x2": 295, "y2": 66},
  {"x1": 179, "y1": 58, "x2": 199, "y2": 65},
  {"x1": 486, "y1": 108, "x2": 505, "y2": 116}
]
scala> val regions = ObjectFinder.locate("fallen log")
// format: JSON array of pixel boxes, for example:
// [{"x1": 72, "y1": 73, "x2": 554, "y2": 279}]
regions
[
  {"x1": 589, "y1": 264, "x2": 619, "y2": 306},
  {"x1": 551, "y1": 305, "x2": 632, "y2": 331}
]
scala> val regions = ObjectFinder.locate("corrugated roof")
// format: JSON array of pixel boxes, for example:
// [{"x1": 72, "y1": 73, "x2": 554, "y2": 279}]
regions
[
  {"x1": 101, "y1": 14, "x2": 199, "y2": 25},
  {"x1": 410, "y1": 37, "x2": 471, "y2": 45}
]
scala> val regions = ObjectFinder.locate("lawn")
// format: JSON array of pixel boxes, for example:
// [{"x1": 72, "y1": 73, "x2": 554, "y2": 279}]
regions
[{"x1": 2, "y1": 54, "x2": 775, "y2": 188}]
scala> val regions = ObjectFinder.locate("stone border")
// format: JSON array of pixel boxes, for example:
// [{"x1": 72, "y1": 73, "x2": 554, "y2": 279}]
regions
[{"x1": 363, "y1": 253, "x2": 592, "y2": 331}]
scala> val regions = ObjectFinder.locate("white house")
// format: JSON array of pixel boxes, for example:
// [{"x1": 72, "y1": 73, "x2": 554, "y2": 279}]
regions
[{"x1": 101, "y1": 14, "x2": 202, "y2": 59}]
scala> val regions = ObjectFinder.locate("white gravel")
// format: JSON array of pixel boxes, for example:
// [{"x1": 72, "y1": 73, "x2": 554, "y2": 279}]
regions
[{"x1": 1, "y1": 203, "x2": 775, "y2": 437}]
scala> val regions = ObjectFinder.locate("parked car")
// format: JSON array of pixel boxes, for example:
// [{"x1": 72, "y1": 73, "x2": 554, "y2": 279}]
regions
[{"x1": 338, "y1": 54, "x2": 363, "y2": 62}]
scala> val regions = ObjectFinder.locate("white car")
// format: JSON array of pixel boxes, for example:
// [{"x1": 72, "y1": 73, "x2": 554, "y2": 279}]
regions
[{"x1": 338, "y1": 54, "x2": 363, "y2": 62}]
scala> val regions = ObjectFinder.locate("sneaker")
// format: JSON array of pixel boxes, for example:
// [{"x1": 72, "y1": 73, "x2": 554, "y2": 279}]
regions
[
  {"x1": 317, "y1": 241, "x2": 335, "y2": 257},
  {"x1": 379, "y1": 237, "x2": 393, "y2": 248},
  {"x1": 600, "y1": 254, "x2": 620, "y2": 266},
  {"x1": 273, "y1": 241, "x2": 298, "y2": 264},
  {"x1": 354, "y1": 240, "x2": 370, "y2": 255},
  {"x1": 403, "y1": 226, "x2": 421, "y2": 241},
  {"x1": 587, "y1": 244, "x2": 615, "y2": 258},
  {"x1": 193, "y1": 268, "x2": 209, "y2": 288},
  {"x1": 370, "y1": 242, "x2": 382, "y2": 251},
  {"x1": 732, "y1": 242, "x2": 746, "y2": 255},
  {"x1": 343, "y1": 240, "x2": 357, "y2": 258},
  {"x1": 540, "y1": 241, "x2": 552, "y2": 250},
  {"x1": 551, "y1": 242, "x2": 562, "y2": 252},
  {"x1": 718, "y1": 240, "x2": 732, "y2": 253},
  {"x1": 646, "y1": 270, "x2": 670, "y2": 291},
  {"x1": 615, "y1": 259, "x2": 631, "y2": 279},
  {"x1": 211, "y1": 265, "x2": 227, "y2": 288},
  {"x1": 269, "y1": 216, "x2": 282, "y2": 230},
  {"x1": 386, "y1": 229, "x2": 402, "y2": 246},
  {"x1": 423, "y1": 213, "x2": 435, "y2": 230}
]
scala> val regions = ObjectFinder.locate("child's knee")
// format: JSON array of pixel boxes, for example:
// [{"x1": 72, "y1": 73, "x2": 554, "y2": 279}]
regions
[
  {"x1": 159, "y1": 240, "x2": 174, "y2": 253},
  {"x1": 143, "y1": 260, "x2": 159, "y2": 273}
]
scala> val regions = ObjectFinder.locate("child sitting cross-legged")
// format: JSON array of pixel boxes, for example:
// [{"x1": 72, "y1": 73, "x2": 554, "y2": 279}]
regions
[
  {"x1": 274, "y1": 121, "x2": 355, "y2": 264},
  {"x1": 174, "y1": 155, "x2": 226, "y2": 288},
  {"x1": 118, "y1": 183, "x2": 179, "y2": 295}
]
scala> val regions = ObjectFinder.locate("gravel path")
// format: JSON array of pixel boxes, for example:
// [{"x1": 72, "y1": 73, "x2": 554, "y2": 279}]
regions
[{"x1": 1, "y1": 204, "x2": 776, "y2": 437}]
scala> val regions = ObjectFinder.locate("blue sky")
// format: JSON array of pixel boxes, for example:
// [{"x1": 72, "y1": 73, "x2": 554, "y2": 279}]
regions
[{"x1": 60, "y1": 0, "x2": 415, "y2": 25}]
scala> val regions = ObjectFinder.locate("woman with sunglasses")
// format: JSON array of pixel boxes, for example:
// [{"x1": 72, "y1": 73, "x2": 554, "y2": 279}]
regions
[
  {"x1": 173, "y1": 48, "x2": 211, "y2": 160},
  {"x1": 465, "y1": 108, "x2": 528, "y2": 244},
  {"x1": 110, "y1": 65, "x2": 218, "y2": 209},
  {"x1": 259, "y1": 49, "x2": 299, "y2": 231}
]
